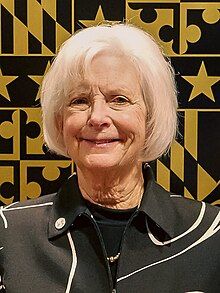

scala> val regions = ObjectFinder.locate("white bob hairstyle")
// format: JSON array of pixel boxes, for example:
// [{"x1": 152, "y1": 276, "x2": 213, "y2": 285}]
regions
[{"x1": 41, "y1": 23, "x2": 178, "y2": 162}]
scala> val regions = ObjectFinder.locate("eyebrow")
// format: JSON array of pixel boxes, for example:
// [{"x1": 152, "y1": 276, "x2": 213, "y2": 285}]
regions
[
  {"x1": 69, "y1": 83, "x2": 134, "y2": 98},
  {"x1": 104, "y1": 87, "x2": 132, "y2": 96},
  {"x1": 69, "y1": 84, "x2": 91, "y2": 97},
  {"x1": 70, "y1": 90, "x2": 90, "y2": 97}
]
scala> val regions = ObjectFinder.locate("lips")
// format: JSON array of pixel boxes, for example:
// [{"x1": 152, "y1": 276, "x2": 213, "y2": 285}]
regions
[
  {"x1": 79, "y1": 137, "x2": 121, "y2": 145},
  {"x1": 82, "y1": 138, "x2": 120, "y2": 144}
]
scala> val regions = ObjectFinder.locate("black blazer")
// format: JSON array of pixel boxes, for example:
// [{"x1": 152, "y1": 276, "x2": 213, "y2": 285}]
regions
[{"x1": 1, "y1": 166, "x2": 220, "y2": 293}]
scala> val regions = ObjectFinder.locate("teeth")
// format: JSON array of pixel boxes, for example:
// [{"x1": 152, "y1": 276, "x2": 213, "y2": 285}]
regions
[
  {"x1": 85, "y1": 139, "x2": 117, "y2": 144},
  {"x1": 94, "y1": 140, "x2": 112, "y2": 144},
  {"x1": 82, "y1": 138, "x2": 119, "y2": 144}
]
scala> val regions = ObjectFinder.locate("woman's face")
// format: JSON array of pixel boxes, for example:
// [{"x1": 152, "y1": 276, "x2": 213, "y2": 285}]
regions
[{"x1": 61, "y1": 52, "x2": 146, "y2": 171}]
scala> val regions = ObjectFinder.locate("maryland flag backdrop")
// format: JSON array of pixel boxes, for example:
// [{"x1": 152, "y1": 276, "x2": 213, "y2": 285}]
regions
[{"x1": 0, "y1": 0, "x2": 219, "y2": 206}]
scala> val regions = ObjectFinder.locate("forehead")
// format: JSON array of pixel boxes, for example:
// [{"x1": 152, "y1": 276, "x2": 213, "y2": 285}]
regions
[{"x1": 71, "y1": 52, "x2": 141, "y2": 94}]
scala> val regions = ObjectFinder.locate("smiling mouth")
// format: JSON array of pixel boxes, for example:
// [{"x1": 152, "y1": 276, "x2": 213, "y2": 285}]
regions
[{"x1": 80, "y1": 138, "x2": 121, "y2": 145}]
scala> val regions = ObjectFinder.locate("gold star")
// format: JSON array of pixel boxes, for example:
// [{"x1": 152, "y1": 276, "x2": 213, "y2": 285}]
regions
[
  {"x1": 28, "y1": 61, "x2": 51, "y2": 101},
  {"x1": 0, "y1": 69, "x2": 17, "y2": 101},
  {"x1": 183, "y1": 61, "x2": 219, "y2": 102},
  {"x1": 79, "y1": 5, "x2": 106, "y2": 27}
]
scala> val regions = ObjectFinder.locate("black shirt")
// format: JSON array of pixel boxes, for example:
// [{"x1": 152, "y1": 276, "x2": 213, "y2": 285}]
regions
[{"x1": 87, "y1": 201, "x2": 137, "y2": 285}]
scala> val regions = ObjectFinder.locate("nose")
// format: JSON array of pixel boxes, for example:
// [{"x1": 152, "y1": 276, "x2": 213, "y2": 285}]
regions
[{"x1": 88, "y1": 99, "x2": 111, "y2": 129}]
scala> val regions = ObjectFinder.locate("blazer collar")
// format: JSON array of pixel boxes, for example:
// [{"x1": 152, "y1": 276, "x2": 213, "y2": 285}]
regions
[
  {"x1": 48, "y1": 165, "x2": 176, "y2": 239},
  {"x1": 139, "y1": 164, "x2": 176, "y2": 238},
  {"x1": 48, "y1": 173, "x2": 88, "y2": 239}
]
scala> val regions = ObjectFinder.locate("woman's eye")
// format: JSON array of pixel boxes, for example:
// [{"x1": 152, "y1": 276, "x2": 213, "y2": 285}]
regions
[
  {"x1": 110, "y1": 96, "x2": 130, "y2": 104},
  {"x1": 68, "y1": 97, "x2": 90, "y2": 110},
  {"x1": 70, "y1": 98, "x2": 89, "y2": 105}
]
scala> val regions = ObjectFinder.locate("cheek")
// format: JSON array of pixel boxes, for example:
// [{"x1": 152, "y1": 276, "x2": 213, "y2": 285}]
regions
[
  {"x1": 62, "y1": 115, "x2": 84, "y2": 141},
  {"x1": 63, "y1": 120, "x2": 75, "y2": 140},
  {"x1": 115, "y1": 109, "x2": 146, "y2": 139}
]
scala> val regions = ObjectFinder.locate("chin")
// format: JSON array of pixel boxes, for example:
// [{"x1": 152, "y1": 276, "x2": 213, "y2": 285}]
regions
[{"x1": 79, "y1": 154, "x2": 123, "y2": 171}]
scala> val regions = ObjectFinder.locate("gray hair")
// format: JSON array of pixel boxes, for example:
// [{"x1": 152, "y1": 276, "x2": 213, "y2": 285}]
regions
[{"x1": 41, "y1": 23, "x2": 178, "y2": 162}]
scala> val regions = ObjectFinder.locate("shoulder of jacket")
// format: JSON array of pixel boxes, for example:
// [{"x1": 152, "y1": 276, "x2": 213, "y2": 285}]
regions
[
  {"x1": 170, "y1": 194, "x2": 219, "y2": 212},
  {"x1": 2, "y1": 193, "x2": 56, "y2": 210},
  {"x1": 168, "y1": 194, "x2": 220, "y2": 232},
  {"x1": 154, "y1": 181, "x2": 220, "y2": 219},
  {"x1": 0, "y1": 193, "x2": 56, "y2": 232}
]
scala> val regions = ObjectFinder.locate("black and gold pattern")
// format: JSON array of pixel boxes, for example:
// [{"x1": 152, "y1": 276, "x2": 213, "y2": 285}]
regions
[{"x1": 0, "y1": 0, "x2": 219, "y2": 205}]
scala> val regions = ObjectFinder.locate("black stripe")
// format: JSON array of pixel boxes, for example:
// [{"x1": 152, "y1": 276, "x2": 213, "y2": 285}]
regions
[
  {"x1": 56, "y1": 0, "x2": 72, "y2": 33},
  {"x1": 15, "y1": 0, "x2": 27, "y2": 26},
  {"x1": 43, "y1": 10, "x2": 56, "y2": 53},
  {"x1": 1, "y1": 6, "x2": 13, "y2": 53},
  {"x1": 28, "y1": 32, "x2": 42, "y2": 54}
]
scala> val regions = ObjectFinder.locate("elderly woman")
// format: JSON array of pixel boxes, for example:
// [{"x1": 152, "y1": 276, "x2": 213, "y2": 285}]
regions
[{"x1": 0, "y1": 24, "x2": 220, "y2": 293}]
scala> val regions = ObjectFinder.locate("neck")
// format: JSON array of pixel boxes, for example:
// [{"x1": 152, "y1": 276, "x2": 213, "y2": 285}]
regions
[{"x1": 76, "y1": 164, "x2": 144, "y2": 209}]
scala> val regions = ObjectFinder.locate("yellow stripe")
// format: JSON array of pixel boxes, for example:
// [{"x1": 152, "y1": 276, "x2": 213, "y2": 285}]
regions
[
  {"x1": 42, "y1": 0, "x2": 56, "y2": 19},
  {"x1": 14, "y1": 17, "x2": 28, "y2": 55},
  {"x1": 157, "y1": 160, "x2": 170, "y2": 191},
  {"x1": 0, "y1": 0, "x2": 14, "y2": 14},
  {"x1": 28, "y1": 0, "x2": 42, "y2": 42},
  {"x1": 197, "y1": 164, "x2": 217, "y2": 201},
  {"x1": 184, "y1": 110, "x2": 198, "y2": 160},
  {"x1": 56, "y1": 22, "x2": 71, "y2": 52},
  {"x1": 184, "y1": 187, "x2": 194, "y2": 200},
  {"x1": 170, "y1": 140, "x2": 184, "y2": 181}
]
